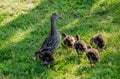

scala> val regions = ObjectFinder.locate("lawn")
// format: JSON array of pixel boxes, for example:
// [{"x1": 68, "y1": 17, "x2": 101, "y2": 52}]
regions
[{"x1": 0, "y1": 0, "x2": 120, "y2": 79}]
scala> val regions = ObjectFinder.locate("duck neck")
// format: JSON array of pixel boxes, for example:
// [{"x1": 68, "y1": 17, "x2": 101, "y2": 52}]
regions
[{"x1": 50, "y1": 17, "x2": 58, "y2": 36}]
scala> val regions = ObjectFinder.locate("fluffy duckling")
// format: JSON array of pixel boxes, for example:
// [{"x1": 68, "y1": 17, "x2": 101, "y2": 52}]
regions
[
  {"x1": 62, "y1": 33, "x2": 75, "y2": 48},
  {"x1": 74, "y1": 35, "x2": 87, "y2": 56},
  {"x1": 40, "y1": 51, "x2": 54, "y2": 65},
  {"x1": 86, "y1": 45, "x2": 100, "y2": 64},
  {"x1": 34, "y1": 51, "x2": 54, "y2": 67},
  {"x1": 90, "y1": 34, "x2": 106, "y2": 49}
]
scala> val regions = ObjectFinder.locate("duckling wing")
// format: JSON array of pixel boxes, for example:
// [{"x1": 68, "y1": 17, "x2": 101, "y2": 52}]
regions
[{"x1": 40, "y1": 36, "x2": 60, "y2": 53}]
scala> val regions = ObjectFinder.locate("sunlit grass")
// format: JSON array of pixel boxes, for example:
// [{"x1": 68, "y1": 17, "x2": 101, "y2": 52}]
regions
[
  {"x1": 0, "y1": 0, "x2": 120, "y2": 79},
  {"x1": 90, "y1": 0, "x2": 105, "y2": 14},
  {"x1": 0, "y1": 0, "x2": 42, "y2": 26},
  {"x1": 90, "y1": 0, "x2": 118, "y2": 14},
  {"x1": 60, "y1": 19, "x2": 79, "y2": 31}
]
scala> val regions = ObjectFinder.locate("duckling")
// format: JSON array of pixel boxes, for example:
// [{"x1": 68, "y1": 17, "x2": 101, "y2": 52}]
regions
[
  {"x1": 74, "y1": 35, "x2": 87, "y2": 56},
  {"x1": 34, "y1": 51, "x2": 54, "y2": 68},
  {"x1": 40, "y1": 51, "x2": 54, "y2": 65},
  {"x1": 90, "y1": 34, "x2": 106, "y2": 49},
  {"x1": 62, "y1": 33, "x2": 75, "y2": 48},
  {"x1": 86, "y1": 45, "x2": 100, "y2": 64},
  {"x1": 34, "y1": 13, "x2": 62, "y2": 65}
]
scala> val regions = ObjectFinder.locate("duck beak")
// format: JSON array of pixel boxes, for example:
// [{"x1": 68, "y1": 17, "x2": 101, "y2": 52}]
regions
[
  {"x1": 57, "y1": 15, "x2": 63, "y2": 19},
  {"x1": 59, "y1": 16, "x2": 63, "y2": 19}
]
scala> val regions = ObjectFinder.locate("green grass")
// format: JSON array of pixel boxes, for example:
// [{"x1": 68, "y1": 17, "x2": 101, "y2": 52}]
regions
[{"x1": 0, "y1": 0, "x2": 120, "y2": 79}]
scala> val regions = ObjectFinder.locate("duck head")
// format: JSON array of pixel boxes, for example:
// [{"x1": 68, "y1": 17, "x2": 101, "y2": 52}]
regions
[{"x1": 51, "y1": 13, "x2": 63, "y2": 19}]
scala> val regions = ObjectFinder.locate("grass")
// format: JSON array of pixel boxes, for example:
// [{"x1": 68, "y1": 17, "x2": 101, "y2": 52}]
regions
[{"x1": 0, "y1": 0, "x2": 120, "y2": 79}]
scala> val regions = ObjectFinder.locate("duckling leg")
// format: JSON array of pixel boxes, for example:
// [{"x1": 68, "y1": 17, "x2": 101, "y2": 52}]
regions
[
  {"x1": 90, "y1": 62, "x2": 93, "y2": 67},
  {"x1": 77, "y1": 52, "x2": 80, "y2": 57},
  {"x1": 77, "y1": 54, "x2": 80, "y2": 58},
  {"x1": 90, "y1": 62, "x2": 95, "y2": 68}
]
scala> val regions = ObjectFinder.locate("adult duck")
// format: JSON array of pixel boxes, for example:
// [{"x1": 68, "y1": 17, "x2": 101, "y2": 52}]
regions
[{"x1": 34, "y1": 13, "x2": 62, "y2": 65}]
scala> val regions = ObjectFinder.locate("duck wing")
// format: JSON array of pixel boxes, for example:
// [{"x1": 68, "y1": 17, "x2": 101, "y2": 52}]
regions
[{"x1": 40, "y1": 36, "x2": 60, "y2": 53}]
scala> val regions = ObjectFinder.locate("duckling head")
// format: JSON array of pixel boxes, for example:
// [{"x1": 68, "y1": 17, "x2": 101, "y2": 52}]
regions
[
  {"x1": 76, "y1": 34, "x2": 80, "y2": 41},
  {"x1": 87, "y1": 45, "x2": 92, "y2": 49},
  {"x1": 33, "y1": 51, "x2": 42, "y2": 60},
  {"x1": 51, "y1": 13, "x2": 63, "y2": 19},
  {"x1": 90, "y1": 37, "x2": 95, "y2": 45},
  {"x1": 62, "y1": 33, "x2": 67, "y2": 39},
  {"x1": 96, "y1": 34, "x2": 106, "y2": 49},
  {"x1": 64, "y1": 36, "x2": 75, "y2": 48}
]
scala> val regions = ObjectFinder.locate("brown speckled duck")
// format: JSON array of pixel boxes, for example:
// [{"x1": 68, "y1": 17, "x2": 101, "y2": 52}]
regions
[
  {"x1": 86, "y1": 45, "x2": 100, "y2": 64},
  {"x1": 74, "y1": 35, "x2": 87, "y2": 56},
  {"x1": 34, "y1": 13, "x2": 62, "y2": 65},
  {"x1": 62, "y1": 33, "x2": 75, "y2": 48},
  {"x1": 90, "y1": 34, "x2": 106, "y2": 49}
]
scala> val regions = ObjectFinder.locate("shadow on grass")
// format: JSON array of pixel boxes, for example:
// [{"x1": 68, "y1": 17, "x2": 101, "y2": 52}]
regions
[{"x1": 0, "y1": 0, "x2": 120, "y2": 78}]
